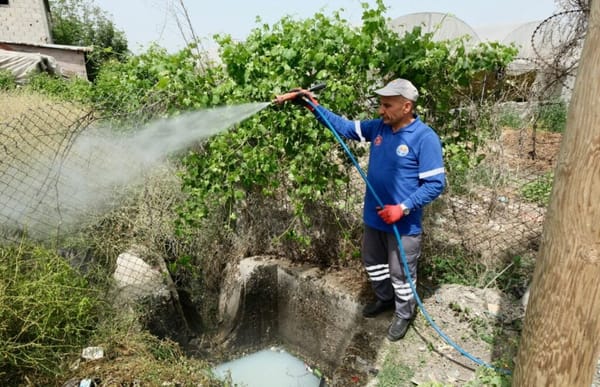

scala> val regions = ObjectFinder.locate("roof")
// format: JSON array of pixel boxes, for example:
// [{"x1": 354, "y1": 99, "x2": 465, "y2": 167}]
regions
[{"x1": 0, "y1": 40, "x2": 93, "y2": 52}]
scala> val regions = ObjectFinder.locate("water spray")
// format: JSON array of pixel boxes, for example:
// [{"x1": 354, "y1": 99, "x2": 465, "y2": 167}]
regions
[{"x1": 1, "y1": 102, "x2": 270, "y2": 239}]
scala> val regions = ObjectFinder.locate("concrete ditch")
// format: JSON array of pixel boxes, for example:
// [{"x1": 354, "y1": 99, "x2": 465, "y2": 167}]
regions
[{"x1": 215, "y1": 256, "x2": 383, "y2": 385}]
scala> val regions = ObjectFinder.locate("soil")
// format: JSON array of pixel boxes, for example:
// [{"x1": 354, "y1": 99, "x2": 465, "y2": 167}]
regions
[
  {"x1": 284, "y1": 263, "x2": 525, "y2": 386},
  {"x1": 359, "y1": 283, "x2": 524, "y2": 386},
  {"x1": 499, "y1": 127, "x2": 562, "y2": 174}
]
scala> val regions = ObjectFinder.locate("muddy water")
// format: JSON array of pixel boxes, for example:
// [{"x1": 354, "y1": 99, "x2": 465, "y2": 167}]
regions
[{"x1": 213, "y1": 347, "x2": 321, "y2": 387}]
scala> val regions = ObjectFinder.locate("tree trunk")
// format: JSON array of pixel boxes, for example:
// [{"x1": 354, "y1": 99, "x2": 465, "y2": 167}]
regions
[{"x1": 513, "y1": 2, "x2": 600, "y2": 386}]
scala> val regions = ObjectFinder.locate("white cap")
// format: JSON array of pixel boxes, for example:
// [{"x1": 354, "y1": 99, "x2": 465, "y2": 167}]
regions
[{"x1": 374, "y1": 78, "x2": 418, "y2": 102}]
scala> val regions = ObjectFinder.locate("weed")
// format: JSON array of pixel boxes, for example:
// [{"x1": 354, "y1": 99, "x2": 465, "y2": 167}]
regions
[
  {"x1": 521, "y1": 172, "x2": 553, "y2": 206},
  {"x1": 536, "y1": 99, "x2": 567, "y2": 133},
  {"x1": 449, "y1": 301, "x2": 465, "y2": 314},
  {"x1": 498, "y1": 110, "x2": 524, "y2": 129},
  {"x1": 484, "y1": 255, "x2": 535, "y2": 298},
  {"x1": 0, "y1": 242, "x2": 103, "y2": 385},
  {"x1": 447, "y1": 303, "x2": 494, "y2": 344},
  {"x1": 377, "y1": 346, "x2": 415, "y2": 386},
  {"x1": 26, "y1": 72, "x2": 91, "y2": 102},
  {"x1": 420, "y1": 249, "x2": 486, "y2": 287},
  {"x1": 465, "y1": 366, "x2": 512, "y2": 387},
  {"x1": 0, "y1": 69, "x2": 16, "y2": 90}
]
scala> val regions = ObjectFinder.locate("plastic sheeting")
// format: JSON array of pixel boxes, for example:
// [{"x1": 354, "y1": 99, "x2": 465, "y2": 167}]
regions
[
  {"x1": 388, "y1": 12, "x2": 578, "y2": 76},
  {"x1": 0, "y1": 49, "x2": 59, "y2": 83},
  {"x1": 389, "y1": 12, "x2": 481, "y2": 46}
]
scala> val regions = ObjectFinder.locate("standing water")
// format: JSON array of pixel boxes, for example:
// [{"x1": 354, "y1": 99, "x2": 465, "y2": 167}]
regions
[
  {"x1": 213, "y1": 347, "x2": 322, "y2": 387},
  {"x1": 0, "y1": 102, "x2": 269, "y2": 237}
]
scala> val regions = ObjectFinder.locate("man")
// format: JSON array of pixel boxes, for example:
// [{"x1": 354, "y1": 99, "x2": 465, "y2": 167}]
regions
[{"x1": 276, "y1": 78, "x2": 445, "y2": 341}]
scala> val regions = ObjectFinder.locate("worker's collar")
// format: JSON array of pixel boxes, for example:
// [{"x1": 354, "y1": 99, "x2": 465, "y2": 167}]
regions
[{"x1": 391, "y1": 114, "x2": 419, "y2": 133}]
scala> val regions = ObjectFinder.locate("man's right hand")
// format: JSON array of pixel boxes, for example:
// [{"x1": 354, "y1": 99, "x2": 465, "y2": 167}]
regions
[{"x1": 377, "y1": 204, "x2": 404, "y2": 224}]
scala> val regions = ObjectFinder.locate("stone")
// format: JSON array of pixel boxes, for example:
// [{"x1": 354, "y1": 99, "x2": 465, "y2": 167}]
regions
[{"x1": 81, "y1": 346, "x2": 104, "y2": 361}]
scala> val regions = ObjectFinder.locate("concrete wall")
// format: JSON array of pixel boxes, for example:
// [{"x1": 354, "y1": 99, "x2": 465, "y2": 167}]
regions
[
  {"x1": 216, "y1": 257, "x2": 366, "y2": 380},
  {"x1": 0, "y1": 0, "x2": 52, "y2": 44}
]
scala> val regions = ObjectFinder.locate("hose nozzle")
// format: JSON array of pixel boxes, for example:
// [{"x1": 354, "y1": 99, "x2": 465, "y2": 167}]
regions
[
  {"x1": 272, "y1": 83, "x2": 327, "y2": 105},
  {"x1": 273, "y1": 90, "x2": 302, "y2": 104}
]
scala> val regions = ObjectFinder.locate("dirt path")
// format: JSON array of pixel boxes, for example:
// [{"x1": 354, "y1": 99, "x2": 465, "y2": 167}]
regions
[{"x1": 353, "y1": 284, "x2": 524, "y2": 386}]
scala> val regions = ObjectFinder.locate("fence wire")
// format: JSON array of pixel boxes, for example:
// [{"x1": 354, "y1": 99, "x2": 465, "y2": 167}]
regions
[
  {"x1": 0, "y1": 97, "x2": 94, "y2": 240},
  {"x1": 0, "y1": 92, "x2": 563, "y2": 266},
  {"x1": 434, "y1": 123, "x2": 561, "y2": 264}
]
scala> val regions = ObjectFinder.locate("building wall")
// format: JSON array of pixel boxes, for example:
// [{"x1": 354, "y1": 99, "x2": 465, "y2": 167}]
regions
[{"x1": 0, "y1": 0, "x2": 52, "y2": 44}]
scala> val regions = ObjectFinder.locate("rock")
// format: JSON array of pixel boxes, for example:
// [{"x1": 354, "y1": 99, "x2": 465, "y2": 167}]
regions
[
  {"x1": 487, "y1": 303, "x2": 501, "y2": 315},
  {"x1": 79, "y1": 380, "x2": 93, "y2": 387},
  {"x1": 113, "y1": 251, "x2": 169, "y2": 299},
  {"x1": 110, "y1": 248, "x2": 191, "y2": 344},
  {"x1": 81, "y1": 346, "x2": 104, "y2": 361},
  {"x1": 521, "y1": 286, "x2": 530, "y2": 310}
]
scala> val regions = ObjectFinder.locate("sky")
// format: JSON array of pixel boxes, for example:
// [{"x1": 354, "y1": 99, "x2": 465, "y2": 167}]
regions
[{"x1": 93, "y1": 0, "x2": 560, "y2": 54}]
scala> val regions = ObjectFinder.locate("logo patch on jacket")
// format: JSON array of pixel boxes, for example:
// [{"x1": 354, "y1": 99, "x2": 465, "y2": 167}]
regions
[
  {"x1": 374, "y1": 135, "x2": 383, "y2": 146},
  {"x1": 396, "y1": 144, "x2": 409, "y2": 157}
]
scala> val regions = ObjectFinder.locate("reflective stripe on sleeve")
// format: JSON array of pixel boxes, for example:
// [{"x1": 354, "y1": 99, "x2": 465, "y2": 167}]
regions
[
  {"x1": 354, "y1": 121, "x2": 365, "y2": 142},
  {"x1": 419, "y1": 167, "x2": 445, "y2": 179}
]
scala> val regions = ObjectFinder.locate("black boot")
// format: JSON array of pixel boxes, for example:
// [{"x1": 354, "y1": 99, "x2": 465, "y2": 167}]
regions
[
  {"x1": 362, "y1": 299, "x2": 394, "y2": 318},
  {"x1": 387, "y1": 315, "x2": 411, "y2": 341}
]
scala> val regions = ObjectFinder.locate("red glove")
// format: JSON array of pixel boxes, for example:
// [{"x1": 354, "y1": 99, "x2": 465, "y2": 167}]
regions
[{"x1": 377, "y1": 204, "x2": 404, "y2": 224}]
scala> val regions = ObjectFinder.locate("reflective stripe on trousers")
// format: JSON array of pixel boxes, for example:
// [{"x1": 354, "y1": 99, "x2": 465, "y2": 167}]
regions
[{"x1": 362, "y1": 225, "x2": 421, "y2": 319}]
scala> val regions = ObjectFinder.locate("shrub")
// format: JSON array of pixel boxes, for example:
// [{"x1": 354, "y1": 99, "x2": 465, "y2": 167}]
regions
[
  {"x1": 0, "y1": 243, "x2": 103, "y2": 384},
  {"x1": 26, "y1": 72, "x2": 92, "y2": 102},
  {"x1": 178, "y1": 1, "x2": 517, "y2": 266}
]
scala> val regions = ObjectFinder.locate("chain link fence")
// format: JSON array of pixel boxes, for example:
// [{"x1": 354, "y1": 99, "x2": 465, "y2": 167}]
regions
[
  {"x1": 416, "y1": 4, "x2": 587, "y2": 287},
  {"x1": 0, "y1": 94, "x2": 95, "y2": 241},
  {"x1": 0, "y1": 92, "x2": 563, "y2": 285}
]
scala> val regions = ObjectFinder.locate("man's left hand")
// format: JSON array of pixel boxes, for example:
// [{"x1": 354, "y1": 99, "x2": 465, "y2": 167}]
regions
[
  {"x1": 377, "y1": 204, "x2": 404, "y2": 224},
  {"x1": 273, "y1": 89, "x2": 319, "y2": 111}
]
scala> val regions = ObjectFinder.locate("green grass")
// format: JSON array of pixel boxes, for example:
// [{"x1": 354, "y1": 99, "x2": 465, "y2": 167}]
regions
[
  {"x1": 421, "y1": 249, "x2": 487, "y2": 288},
  {"x1": 376, "y1": 346, "x2": 415, "y2": 386},
  {"x1": 521, "y1": 172, "x2": 554, "y2": 206},
  {"x1": 536, "y1": 99, "x2": 567, "y2": 133},
  {"x1": 0, "y1": 70, "x2": 16, "y2": 91},
  {"x1": 498, "y1": 110, "x2": 524, "y2": 129}
]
